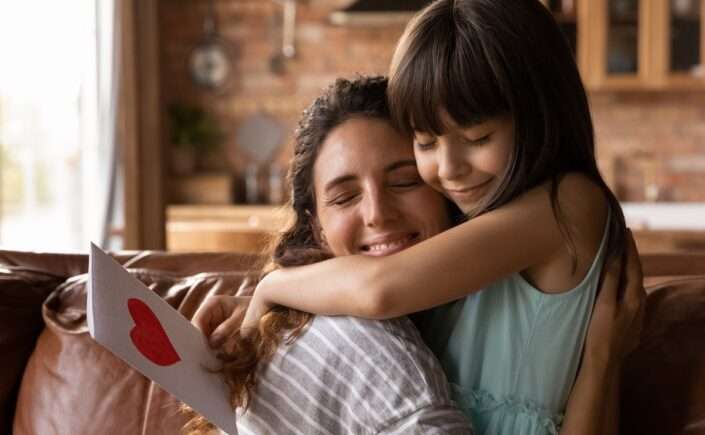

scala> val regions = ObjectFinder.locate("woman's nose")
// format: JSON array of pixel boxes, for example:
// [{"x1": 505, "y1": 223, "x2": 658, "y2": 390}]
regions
[
  {"x1": 437, "y1": 142, "x2": 470, "y2": 181},
  {"x1": 361, "y1": 190, "x2": 399, "y2": 227}
]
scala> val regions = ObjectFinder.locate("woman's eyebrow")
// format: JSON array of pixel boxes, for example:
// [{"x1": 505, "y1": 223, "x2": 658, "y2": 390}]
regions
[{"x1": 324, "y1": 175, "x2": 356, "y2": 193}]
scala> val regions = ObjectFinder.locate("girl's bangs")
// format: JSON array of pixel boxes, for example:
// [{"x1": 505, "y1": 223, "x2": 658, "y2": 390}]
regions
[{"x1": 389, "y1": 12, "x2": 510, "y2": 136}]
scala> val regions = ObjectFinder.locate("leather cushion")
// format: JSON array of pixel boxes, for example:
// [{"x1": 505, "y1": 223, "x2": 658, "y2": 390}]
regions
[
  {"x1": 0, "y1": 267, "x2": 63, "y2": 435},
  {"x1": 622, "y1": 276, "x2": 705, "y2": 435},
  {"x1": 12, "y1": 254, "x2": 257, "y2": 435}
]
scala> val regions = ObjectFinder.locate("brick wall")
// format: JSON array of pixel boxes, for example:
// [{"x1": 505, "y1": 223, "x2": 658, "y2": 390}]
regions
[
  {"x1": 591, "y1": 93, "x2": 705, "y2": 202},
  {"x1": 159, "y1": 0, "x2": 705, "y2": 203}
]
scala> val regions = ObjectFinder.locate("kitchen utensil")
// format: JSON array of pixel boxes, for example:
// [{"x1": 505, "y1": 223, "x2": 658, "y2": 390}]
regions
[
  {"x1": 189, "y1": 0, "x2": 232, "y2": 90},
  {"x1": 269, "y1": 0, "x2": 297, "y2": 75},
  {"x1": 236, "y1": 111, "x2": 285, "y2": 203},
  {"x1": 235, "y1": 111, "x2": 285, "y2": 164}
]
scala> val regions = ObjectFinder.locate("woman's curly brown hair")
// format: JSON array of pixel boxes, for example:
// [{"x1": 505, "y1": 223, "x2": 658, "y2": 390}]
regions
[{"x1": 183, "y1": 76, "x2": 394, "y2": 434}]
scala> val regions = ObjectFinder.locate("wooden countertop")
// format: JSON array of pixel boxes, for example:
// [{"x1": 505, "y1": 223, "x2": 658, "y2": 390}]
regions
[{"x1": 166, "y1": 205, "x2": 705, "y2": 254}]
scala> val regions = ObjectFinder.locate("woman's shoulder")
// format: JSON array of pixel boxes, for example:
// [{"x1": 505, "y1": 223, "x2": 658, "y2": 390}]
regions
[
  {"x1": 307, "y1": 315, "x2": 423, "y2": 350},
  {"x1": 302, "y1": 316, "x2": 443, "y2": 376}
]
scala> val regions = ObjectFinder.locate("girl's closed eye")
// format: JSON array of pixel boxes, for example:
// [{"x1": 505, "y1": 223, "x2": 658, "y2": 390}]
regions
[
  {"x1": 414, "y1": 133, "x2": 436, "y2": 151},
  {"x1": 463, "y1": 133, "x2": 492, "y2": 146}
]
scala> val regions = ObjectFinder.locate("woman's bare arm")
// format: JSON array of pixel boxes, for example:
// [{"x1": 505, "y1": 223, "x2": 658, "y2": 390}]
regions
[{"x1": 560, "y1": 230, "x2": 645, "y2": 434}]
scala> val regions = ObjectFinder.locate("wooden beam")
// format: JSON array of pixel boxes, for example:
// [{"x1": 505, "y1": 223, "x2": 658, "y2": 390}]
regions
[{"x1": 121, "y1": 0, "x2": 165, "y2": 250}]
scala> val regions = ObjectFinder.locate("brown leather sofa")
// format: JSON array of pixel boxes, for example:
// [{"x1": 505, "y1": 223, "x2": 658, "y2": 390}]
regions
[{"x1": 1, "y1": 249, "x2": 704, "y2": 435}]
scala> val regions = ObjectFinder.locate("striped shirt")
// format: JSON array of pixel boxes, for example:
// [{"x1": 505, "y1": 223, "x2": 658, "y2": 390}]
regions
[{"x1": 234, "y1": 315, "x2": 474, "y2": 435}]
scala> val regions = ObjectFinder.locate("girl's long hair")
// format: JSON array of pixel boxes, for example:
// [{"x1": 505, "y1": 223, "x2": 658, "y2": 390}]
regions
[
  {"x1": 182, "y1": 76, "x2": 400, "y2": 434},
  {"x1": 388, "y1": 0, "x2": 627, "y2": 269}
]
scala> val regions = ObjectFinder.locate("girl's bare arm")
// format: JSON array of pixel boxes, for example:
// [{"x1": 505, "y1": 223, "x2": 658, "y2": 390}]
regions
[{"x1": 248, "y1": 173, "x2": 607, "y2": 321}]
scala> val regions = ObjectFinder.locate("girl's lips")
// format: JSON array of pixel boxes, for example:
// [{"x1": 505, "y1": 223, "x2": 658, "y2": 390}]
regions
[
  {"x1": 445, "y1": 178, "x2": 493, "y2": 194},
  {"x1": 445, "y1": 178, "x2": 493, "y2": 202}
]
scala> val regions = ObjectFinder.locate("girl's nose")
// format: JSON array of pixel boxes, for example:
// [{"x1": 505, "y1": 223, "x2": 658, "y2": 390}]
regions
[{"x1": 437, "y1": 142, "x2": 470, "y2": 181}]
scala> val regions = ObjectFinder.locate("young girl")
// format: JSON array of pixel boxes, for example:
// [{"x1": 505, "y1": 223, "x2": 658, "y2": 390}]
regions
[{"x1": 242, "y1": 1, "x2": 632, "y2": 433}]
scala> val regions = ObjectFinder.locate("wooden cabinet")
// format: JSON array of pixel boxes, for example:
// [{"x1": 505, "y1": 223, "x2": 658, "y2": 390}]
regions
[
  {"x1": 543, "y1": 0, "x2": 705, "y2": 90},
  {"x1": 579, "y1": 0, "x2": 652, "y2": 89}
]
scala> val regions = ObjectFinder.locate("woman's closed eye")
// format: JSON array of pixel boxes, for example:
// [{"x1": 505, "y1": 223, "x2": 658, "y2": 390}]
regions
[
  {"x1": 389, "y1": 177, "x2": 423, "y2": 189},
  {"x1": 325, "y1": 191, "x2": 358, "y2": 206}
]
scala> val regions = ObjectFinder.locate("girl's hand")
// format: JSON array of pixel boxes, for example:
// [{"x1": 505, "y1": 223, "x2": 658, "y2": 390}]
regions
[
  {"x1": 192, "y1": 295, "x2": 251, "y2": 348},
  {"x1": 584, "y1": 229, "x2": 646, "y2": 369}
]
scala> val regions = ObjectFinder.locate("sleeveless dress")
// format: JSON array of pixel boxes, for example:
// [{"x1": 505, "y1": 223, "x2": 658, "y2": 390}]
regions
[{"x1": 422, "y1": 215, "x2": 611, "y2": 435}]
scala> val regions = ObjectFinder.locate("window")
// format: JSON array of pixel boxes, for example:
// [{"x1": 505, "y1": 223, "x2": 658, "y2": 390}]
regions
[{"x1": 0, "y1": 0, "x2": 119, "y2": 251}]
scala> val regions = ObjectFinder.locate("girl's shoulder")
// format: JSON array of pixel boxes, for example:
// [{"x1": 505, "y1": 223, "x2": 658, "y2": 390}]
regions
[
  {"x1": 556, "y1": 172, "x2": 609, "y2": 243},
  {"x1": 522, "y1": 172, "x2": 609, "y2": 293}
]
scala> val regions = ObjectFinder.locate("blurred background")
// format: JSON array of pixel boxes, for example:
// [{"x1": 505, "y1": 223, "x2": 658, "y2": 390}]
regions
[{"x1": 1, "y1": 0, "x2": 704, "y2": 255}]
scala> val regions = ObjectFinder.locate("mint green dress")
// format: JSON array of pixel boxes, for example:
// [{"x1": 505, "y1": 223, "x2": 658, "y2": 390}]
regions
[{"x1": 423, "y1": 217, "x2": 610, "y2": 435}]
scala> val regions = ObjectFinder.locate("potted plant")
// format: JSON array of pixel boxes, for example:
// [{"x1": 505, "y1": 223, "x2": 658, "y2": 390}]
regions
[{"x1": 167, "y1": 102, "x2": 224, "y2": 175}]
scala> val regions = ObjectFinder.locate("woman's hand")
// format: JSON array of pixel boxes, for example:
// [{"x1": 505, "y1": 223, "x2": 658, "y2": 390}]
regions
[
  {"x1": 584, "y1": 229, "x2": 646, "y2": 369},
  {"x1": 240, "y1": 272, "x2": 281, "y2": 337},
  {"x1": 192, "y1": 295, "x2": 251, "y2": 348}
]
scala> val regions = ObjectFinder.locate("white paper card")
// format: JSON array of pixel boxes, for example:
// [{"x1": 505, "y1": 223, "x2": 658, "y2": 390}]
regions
[{"x1": 87, "y1": 243, "x2": 237, "y2": 434}]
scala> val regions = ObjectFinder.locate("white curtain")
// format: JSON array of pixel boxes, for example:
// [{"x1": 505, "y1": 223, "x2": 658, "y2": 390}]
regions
[{"x1": 94, "y1": 0, "x2": 122, "y2": 249}]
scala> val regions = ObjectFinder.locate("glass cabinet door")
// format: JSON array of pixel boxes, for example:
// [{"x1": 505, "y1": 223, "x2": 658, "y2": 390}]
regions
[
  {"x1": 668, "y1": 0, "x2": 704, "y2": 80},
  {"x1": 573, "y1": 0, "x2": 704, "y2": 90},
  {"x1": 606, "y1": 0, "x2": 641, "y2": 74},
  {"x1": 585, "y1": 0, "x2": 651, "y2": 88}
]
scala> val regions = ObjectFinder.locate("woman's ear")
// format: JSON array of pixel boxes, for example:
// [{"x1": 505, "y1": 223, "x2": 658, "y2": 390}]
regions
[{"x1": 310, "y1": 214, "x2": 328, "y2": 249}]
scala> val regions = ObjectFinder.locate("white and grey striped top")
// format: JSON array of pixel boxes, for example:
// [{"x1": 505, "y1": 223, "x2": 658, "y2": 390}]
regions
[{"x1": 234, "y1": 315, "x2": 474, "y2": 435}]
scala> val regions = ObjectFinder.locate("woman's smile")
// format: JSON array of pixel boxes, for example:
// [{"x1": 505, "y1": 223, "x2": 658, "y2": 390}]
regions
[{"x1": 359, "y1": 232, "x2": 421, "y2": 256}]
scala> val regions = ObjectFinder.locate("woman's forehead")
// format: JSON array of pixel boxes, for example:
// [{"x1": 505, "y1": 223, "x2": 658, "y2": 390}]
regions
[{"x1": 314, "y1": 117, "x2": 415, "y2": 180}]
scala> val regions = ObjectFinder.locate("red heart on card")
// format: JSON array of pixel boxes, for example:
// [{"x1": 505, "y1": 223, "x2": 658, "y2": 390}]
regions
[{"x1": 127, "y1": 298, "x2": 181, "y2": 367}]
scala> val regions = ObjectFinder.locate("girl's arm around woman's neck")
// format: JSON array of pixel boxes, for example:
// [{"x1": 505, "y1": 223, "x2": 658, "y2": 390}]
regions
[{"x1": 257, "y1": 172, "x2": 609, "y2": 319}]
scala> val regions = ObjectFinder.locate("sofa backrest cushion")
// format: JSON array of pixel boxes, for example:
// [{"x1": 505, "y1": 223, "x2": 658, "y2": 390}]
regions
[
  {"x1": 622, "y1": 276, "x2": 705, "y2": 435},
  {"x1": 0, "y1": 267, "x2": 63, "y2": 435},
  {"x1": 10, "y1": 252, "x2": 258, "y2": 435}
]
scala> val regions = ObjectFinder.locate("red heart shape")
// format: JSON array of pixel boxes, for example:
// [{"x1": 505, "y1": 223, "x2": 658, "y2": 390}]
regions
[{"x1": 127, "y1": 298, "x2": 182, "y2": 367}]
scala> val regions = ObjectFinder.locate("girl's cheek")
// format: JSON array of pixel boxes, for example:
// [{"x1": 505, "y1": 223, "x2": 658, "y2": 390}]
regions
[{"x1": 413, "y1": 155, "x2": 438, "y2": 186}]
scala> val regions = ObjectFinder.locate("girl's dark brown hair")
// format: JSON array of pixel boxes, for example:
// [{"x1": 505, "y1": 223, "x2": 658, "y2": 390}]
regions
[
  {"x1": 182, "y1": 75, "x2": 402, "y2": 434},
  {"x1": 388, "y1": 0, "x2": 627, "y2": 268}
]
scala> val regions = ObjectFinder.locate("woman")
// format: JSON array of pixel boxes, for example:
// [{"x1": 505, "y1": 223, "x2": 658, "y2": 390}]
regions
[{"x1": 186, "y1": 76, "x2": 644, "y2": 435}]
